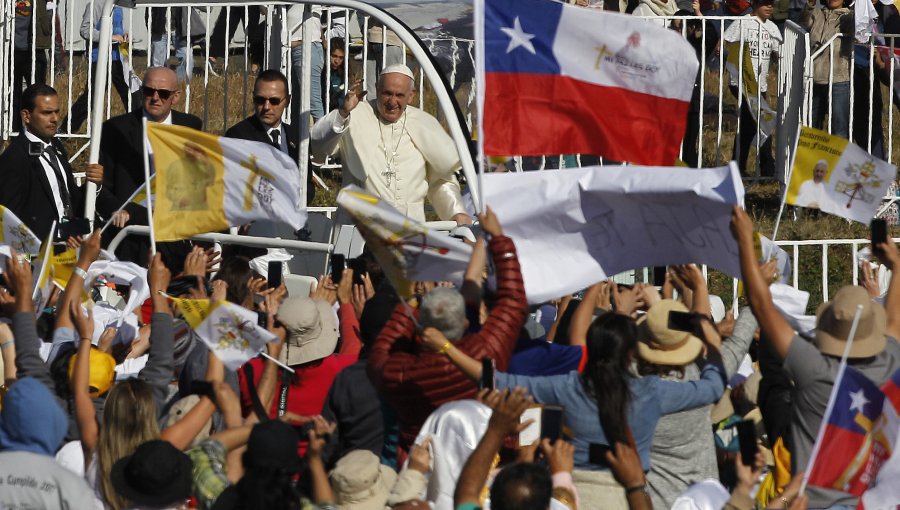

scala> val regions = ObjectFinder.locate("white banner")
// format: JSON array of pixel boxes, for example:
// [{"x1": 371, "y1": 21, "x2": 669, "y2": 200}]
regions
[{"x1": 482, "y1": 163, "x2": 745, "y2": 303}]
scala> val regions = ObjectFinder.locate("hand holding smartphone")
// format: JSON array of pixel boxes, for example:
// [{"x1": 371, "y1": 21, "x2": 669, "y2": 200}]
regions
[
  {"x1": 267, "y1": 261, "x2": 283, "y2": 289},
  {"x1": 331, "y1": 254, "x2": 346, "y2": 284}
]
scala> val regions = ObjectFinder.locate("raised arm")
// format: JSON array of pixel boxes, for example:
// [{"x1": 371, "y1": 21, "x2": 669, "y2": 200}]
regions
[
  {"x1": 57, "y1": 231, "x2": 101, "y2": 331},
  {"x1": 366, "y1": 302, "x2": 417, "y2": 392},
  {"x1": 873, "y1": 238, "x2": 900, "y2": 340},
  {"x1": 139, "y1": 253, "x2": 175, "y2": 409},
  {"x1": 460, "y1": 237, "x2": 487, "y2": 306},
  {"x1": 7, "y1": 253, "x2": 56, "y2": 392},
  {"x1": 421, "y1": 327, "x2": 482, "y2": 381},
  {"x1": 69, "y1": 301, "x2": 99, "y2": 460},
  {"x1": 470, "y1": 207, "x2": 528, "y2": 367},
  {"x1": 730, "y1": 206, "x2": 795, "y2": 359},
  {"x1": 568, "y1": 283, "x2": 603, "y2": 347}
]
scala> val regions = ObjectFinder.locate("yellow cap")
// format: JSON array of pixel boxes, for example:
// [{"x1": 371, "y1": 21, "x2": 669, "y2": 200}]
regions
[{"x1": 69, "y1": 348, "x2": 116, "y2": 397}]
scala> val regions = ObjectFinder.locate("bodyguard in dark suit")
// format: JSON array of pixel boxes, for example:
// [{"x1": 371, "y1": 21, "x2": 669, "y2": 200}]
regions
[
  {"x1": 0, "y1": 84, "x2": 104, "y2": 242},
  {"x1": 98, "y1": 67, "x2": 202, "y2": 270},
  {"x1": 225, "y1": 69, "x2": 314, "y2": 203},
  {"x1": 97, "y1": 67, "x2": 202, "y2": 223}
]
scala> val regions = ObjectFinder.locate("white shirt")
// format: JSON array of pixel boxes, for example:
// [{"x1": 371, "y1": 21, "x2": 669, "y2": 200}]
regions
[
  {"x1": 24, "y1": 130, "x2": 69, "y2": 220},
  {"x1": 723, "y1": 17, "x2": 782, "y2": 93},
  {"x1": 796, "y1": 179, "x2": 829, "y2": 209},
  {"x1": 143, "y1": 110, "x2": 173, "y2": 156}
]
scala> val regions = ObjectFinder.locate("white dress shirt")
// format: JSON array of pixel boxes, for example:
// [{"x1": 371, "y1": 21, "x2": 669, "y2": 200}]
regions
[{"x1": 24, "y1": 130, "x2": 69, "y2": 220}]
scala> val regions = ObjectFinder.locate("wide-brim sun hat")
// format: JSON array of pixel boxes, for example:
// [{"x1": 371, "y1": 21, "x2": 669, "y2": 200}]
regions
[
  {"x1": 637, "y1": 299, "x2": 704, "y2": 366},
  {"x1": 814, "y1": 286, "x2": 886, "y2": 359}
]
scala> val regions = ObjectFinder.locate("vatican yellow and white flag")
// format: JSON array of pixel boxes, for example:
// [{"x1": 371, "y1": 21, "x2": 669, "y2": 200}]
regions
[
  {"x1": 786, "y1": 126, "x2": 896, "y2": 224},
  {"x1": 336, "y1": 185, "x2": 473, "y2": 298},
  {"x1": 146, "y1": 123, "x2": 307, "y2": 242},
  {"x1": 0, "y1": 205, "x2": 41, "y2": 257},
  {"x1": 169, "y1": 296, "x2": 276, "y2": 370},
  {"x1": 31, "y1": 223, "x2": 57, "y2": 315}
]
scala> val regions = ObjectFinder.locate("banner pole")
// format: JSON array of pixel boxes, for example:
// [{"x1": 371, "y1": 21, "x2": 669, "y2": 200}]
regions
[{"x1": 142, "y1": 118, "x2": 157, "y2": 255}]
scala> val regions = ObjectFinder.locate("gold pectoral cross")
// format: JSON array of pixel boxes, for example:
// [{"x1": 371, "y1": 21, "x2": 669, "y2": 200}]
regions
[{"x1": 240, "y1": 155, "x2": 277, "y2": 211}]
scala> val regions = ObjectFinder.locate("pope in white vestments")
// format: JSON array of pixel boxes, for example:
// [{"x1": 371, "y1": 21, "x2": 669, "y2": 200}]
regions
[{"x1": 310, "y1": 64, "x2": 471, "y2": 224}]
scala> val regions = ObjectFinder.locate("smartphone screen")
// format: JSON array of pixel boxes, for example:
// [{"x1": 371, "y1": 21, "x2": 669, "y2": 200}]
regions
[
  {"x1": 267, "y1": 261, "x2": 283, "y2": 289},
  {"x1": 349, "y1": 257, "x2": 367, "y2": 286},
  {"x1": 519, "y1": 407, "x2": 541, "y2": 447},
  {"x1": 331, "y1": 254, "x2": 346, "y2": 284},
  {"x1": 588, "y1": 443, "x2": 611, "y2": 465},
  {"x1": 668, "y1": 310, "x2": 695, "y2": 333},
  {"x1": 480, "y1": 358, "x2": 495, "y2": 391},
  {"x1": 872, "y1": 219, "x2": 888, "y2": 254},
  {"x1": 541, "y1": 406, "x2": 564, "y2": 441},
  {"x1": 652, "y1": 266, "x2": 667, "y2": 287},
  {"x1": 736, "y1": 419, "x2": 757, "y2": 466}
]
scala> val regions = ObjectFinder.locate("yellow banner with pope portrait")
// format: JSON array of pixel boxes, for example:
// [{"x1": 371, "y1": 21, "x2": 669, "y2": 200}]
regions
[{"x1": 146, "y1": 123, "x2": 307, "y2": 242}]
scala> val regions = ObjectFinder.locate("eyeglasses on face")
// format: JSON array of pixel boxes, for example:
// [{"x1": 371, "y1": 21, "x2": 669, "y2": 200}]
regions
[
  {"x1": 253, "y1": 95, "x2": 286, "y2": 106},
  {"x1": 142, "y1": 86, "x2": 176, "y2": 100}
]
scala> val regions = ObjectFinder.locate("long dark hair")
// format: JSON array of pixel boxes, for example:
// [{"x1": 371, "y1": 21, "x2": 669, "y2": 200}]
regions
[
  {"x1": 580, "y1": 313, "x2": 637, "y2": 446},
  {"x1": 229, "y1": 464, "x2": 304, "y2": 510}
]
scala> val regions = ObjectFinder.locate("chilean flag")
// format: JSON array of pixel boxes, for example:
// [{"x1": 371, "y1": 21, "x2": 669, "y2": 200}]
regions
[
  {"x1": 860, "y1": 368, "x2": 900, "y2": 509},
  {"x1": 475, "y1": 0, "x2": 699, "y2": 165},
  {"x1": 807, "y1": 366, "x2": 893, "y2": 499}
]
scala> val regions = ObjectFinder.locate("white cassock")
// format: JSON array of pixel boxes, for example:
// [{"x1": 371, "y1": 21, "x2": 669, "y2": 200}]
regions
[
  {"x1": 311, "y1": 100, "x2": 466, "y2": 223},
  {"x1": 796, "y1": 179, "x2": 828, "y2": 209}
]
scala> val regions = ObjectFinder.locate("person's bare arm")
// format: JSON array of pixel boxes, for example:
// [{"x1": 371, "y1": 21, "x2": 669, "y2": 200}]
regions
[
  {"x1": 57, "y1": 231, "x2": 101, "y2": 330},
  {"x1": 460, "y1": 237, "x2": 487, "y2": 306},
  {"x1": 421, "y1": 327, "x2": 482, "y2": 381},
  {"x1": 605, "y1": 442, "x2": 652, "y2": 510},
  {"x1": 546, "y1": 295, "x2": 573, "y2": 343},
  {"x1": 730, "y1": 206, "x2": 795, "y2": 359},
  {"x1": 307, "y1": 416, "x2": 337, "y2": 505},
  {"x1": 69, "y1": 302, "x2": 99, "y2": 461},
  {"x1": 1, "y1": 324, "x2": 16, "y2": 385},
  {"x1": 568, "y1": 283, "x2": 602, "y2": 347},
  {"x1": 873, "y1": 239, "x2": 900, "y2": 340}
]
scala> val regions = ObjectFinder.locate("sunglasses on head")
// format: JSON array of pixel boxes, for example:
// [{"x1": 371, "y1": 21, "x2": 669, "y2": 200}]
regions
[
  {"x1": 142, "y1": 86, "x2": 176, "y2": 100},
  {"x1": 253, "y1": 95, "x2": 286, "y2": 106}
]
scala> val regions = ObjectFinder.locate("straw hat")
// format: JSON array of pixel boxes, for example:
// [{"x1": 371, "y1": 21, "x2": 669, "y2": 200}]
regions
[
  {"x1": 814, "y1": 286, "x2": 886, "y2": 359},
  {"x1": 637, "y1": 300, "x2": 704, "y2": 366}
]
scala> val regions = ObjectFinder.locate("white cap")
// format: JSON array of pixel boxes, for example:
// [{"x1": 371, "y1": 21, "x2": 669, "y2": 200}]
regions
[{"x1": 380, "y1": 63, "x2": 415, "y2": 81}]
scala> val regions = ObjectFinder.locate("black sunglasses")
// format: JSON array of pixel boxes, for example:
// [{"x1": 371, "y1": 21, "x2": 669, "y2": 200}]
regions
[
  {"x1": 253, "y1": 95, "x2": 286, "y2": 106},
  {"x1": 142, "y1": 86, "x2": 176, "y2": 100}
]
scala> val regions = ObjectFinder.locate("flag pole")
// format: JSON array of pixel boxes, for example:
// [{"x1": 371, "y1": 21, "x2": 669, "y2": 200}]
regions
[
  {"x1": 473, "y1": 0, "x2": 487, "y2": 215},
  {"x1": 142, "y1": 118, "x2": 157, "y2": 255},
  {"x1": 261, "y1": 351, "x2": 295, "y2": 374},
  {"x1": 799, "y1": 304, "x2": 864, "y2": 496},
  {"x1": 772, "y1": 124, "x2": 802, "y2": 241}
]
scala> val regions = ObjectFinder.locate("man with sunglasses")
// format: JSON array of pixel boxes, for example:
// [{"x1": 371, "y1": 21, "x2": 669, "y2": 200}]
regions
[
  {"x1": 96, "y1": 66, "x2": 202, "y2": 268},
  {"x1": 311, "y1": 64, "x2": 471, "y2": 225},
  {"x1": 225, "y1": 70, "x2": 309, "y2": 187},
  {"x1": 225, "y1": 69, "x2": 314, "y2": 254}
]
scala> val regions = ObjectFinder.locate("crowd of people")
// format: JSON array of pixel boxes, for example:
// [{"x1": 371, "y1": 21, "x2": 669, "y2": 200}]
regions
[{"x1": 1, "y1": 1, "x2": 900, "y2": 509}]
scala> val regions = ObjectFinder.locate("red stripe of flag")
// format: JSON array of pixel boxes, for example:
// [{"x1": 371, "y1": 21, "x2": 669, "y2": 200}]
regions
[{"x1": 482, "y1": 73, "x2": 690, "y2": 166}]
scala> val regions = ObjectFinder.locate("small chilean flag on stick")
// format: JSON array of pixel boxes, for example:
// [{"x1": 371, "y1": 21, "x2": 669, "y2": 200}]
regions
[{"x1": 475, "y1": 0, "x2": 699, "y2": 165}]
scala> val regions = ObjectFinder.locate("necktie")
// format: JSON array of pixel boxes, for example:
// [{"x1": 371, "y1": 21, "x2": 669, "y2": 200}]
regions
[
  {"x1": 269, "y1": 129, "x2": 281, "y2": 150},
  {"x1": 44, "y1": 144, "x2": 73, "y2": 218}
]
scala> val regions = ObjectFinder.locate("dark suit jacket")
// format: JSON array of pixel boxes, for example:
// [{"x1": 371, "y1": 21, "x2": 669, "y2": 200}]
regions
[
  {"x1": 225, "y1": 115, "x2": 314, "y2": 204},
  {"x1": 97, "y1": 109, "x2": 202, "y2": 221},
  {"x1": 0, "y1": 133, "x2": 84, "y2": 241}
]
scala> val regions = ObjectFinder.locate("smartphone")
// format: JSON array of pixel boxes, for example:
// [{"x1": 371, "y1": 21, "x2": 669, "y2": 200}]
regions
[
  {"x1": 480, "y1": 358, "x2": 495, "y2": 391},
  {"x1": 541, "y1": 406, "x2": 564, "y2": 441},
  {"x1": 331, "y1": 254, "x2": 346, "y2": 284},
  {"x1": 349, "y1": 257, "x2": 367, "y2": 286},
  {"x1": 58, "y1": 218, "x2": 91, "y2": 240},
  {"x1": 257, "y1": 311, "x2": 267, "y2": 329},
  {"x1": 736, "y1": 419, "x2": 757, "y2": 466},
  {"x1": 588, "y1": 443, "x2": 611, "y2": 465},
  {"x1": 652, "y1": 266, "x2": 667, "y2": 287},
  {"x1": 519, "y1": 407, "x2": 541, "y2": 447},
  {"x1": 668, "y1": 310, "x2": 696, "y2": 333},
  {"x1": 188, "y1": 380, "x2": 215, "y2": 398},
  {"x1": 872, "y1": 219, "x2": 888, "y2": 255},
  {"x1": 267, "y1": 261, "x2": 283, "y2": 289}
]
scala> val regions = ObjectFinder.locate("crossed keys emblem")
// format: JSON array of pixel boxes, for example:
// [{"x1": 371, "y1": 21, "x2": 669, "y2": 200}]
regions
[{"x1": 835, "y1": 160, "x2": 883, "y2": 209}]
